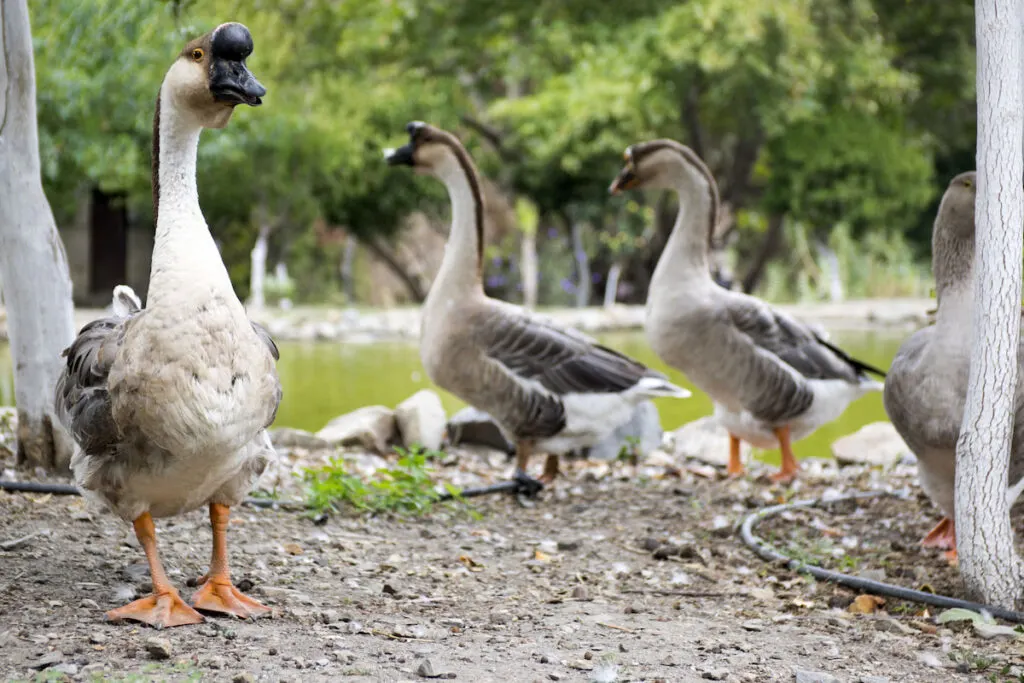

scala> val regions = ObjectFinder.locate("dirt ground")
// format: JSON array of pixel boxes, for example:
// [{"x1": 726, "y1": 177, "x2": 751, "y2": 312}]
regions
[{"x1": 3, "y1": 450, "x2": 1024, "y2": 683}]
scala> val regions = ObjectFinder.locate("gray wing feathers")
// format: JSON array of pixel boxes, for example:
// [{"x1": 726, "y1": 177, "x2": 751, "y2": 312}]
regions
[
  {"x1": 481, "y1": 311, "x2": 665, "y2": 395},
  {"x1": 54, "y1": 313, "x2": 134, "y2": 457}
]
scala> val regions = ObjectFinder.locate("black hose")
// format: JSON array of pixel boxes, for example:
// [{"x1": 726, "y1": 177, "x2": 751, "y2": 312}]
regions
[{"x1": 739, "y1": 490, "x2": 1024, "y2": 624}]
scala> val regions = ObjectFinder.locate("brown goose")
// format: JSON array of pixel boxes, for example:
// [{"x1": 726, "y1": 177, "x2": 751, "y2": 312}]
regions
[
  {"x1": 55, "y1": 24, "x2": 280, "y2": 628},
  {"x1": 883, "y1": 171, "x2": 1024, "y2": 561},
  {"x1": 609, "y1": 140, "x2": 885, "y2": 483},
  {"x1": 384, "y1": 122, "x2": 690, "y2": 489}
]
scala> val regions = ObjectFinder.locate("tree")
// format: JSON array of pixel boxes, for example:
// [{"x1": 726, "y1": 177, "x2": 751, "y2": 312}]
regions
[
  {"x1": 0, "y1": 0, "x2": 76, "y2": 469},
  {"x1": 955, "y1": 0, "x2": 1024, "y2": 607}
]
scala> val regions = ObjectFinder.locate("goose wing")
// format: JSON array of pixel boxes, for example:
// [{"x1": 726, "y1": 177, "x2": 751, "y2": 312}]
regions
[
  {"x1": 477, "y1": 308, "x2": 666, "y2": 395},
  {"x1": 54, "y1": 311, "x2": 139, "y2": 457}
]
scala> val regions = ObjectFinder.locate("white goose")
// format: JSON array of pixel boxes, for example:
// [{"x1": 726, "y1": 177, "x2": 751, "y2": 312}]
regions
[
  {"x1": 55, "y1": 23, "x2": 280, "y2": 628},
  {"x1": 385, "y1": 123, "x2": 690, "y2": 488},
  {"x1": 610, "y1": 139, "x2": 886, "y2": 482}
]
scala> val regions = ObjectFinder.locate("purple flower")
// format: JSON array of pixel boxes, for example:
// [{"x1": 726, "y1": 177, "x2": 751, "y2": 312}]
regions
[
  {"x1": 560, "y1": 278, "x2": 576, "y2": 294},
  {"x1": 591, "y1": 272, "x2": 602, "y2": 283},
  {"x1": 547, "y1": 227, "x2": 558, "y2": 238},
  {"x1": 491, "y1": 255, "x2": 503, "y2": 267},
  {"x1": 486, "y1": 274, "x2": 507, "y2": 288}
]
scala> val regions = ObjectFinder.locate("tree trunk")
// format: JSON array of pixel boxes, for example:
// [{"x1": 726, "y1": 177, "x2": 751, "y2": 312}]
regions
[
  {"x1": 741, "y1": 213, "x2": 786, "y2": 294},
  {"x1": 603, "y1": 262, "x2": 622, "y2": 309},
  {"x1": 362, "y1": 237, "x2": 427, "y2": 303},
  {"x1": 815, "y1": 242, "x2": 844, "y2": 302},
  {"x1": 248, "y1": 219, "x2": 271, "y2": 311},
  {"x1": 520, "y1": 230, "x2": 538, "y2": 309},
  {"x1": 0, "y1": 0, "x2": 76, "y2": 470},
  {"x1": 955, "y1": 0, "x2": 1024, "y2": 608},
  {"x1": 340, "y1": 234, "x2": 357, "y2": 303},
  {"x1": 570, "y1": 219, "x2": 591, "y2": 308}
]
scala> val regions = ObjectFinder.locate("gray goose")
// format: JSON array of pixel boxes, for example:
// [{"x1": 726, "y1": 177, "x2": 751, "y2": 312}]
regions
[
  {"x1": 610, "y1": 140, "x2": 886, "y2": 482},
  {"x1": 384, "y1": 122, "x2": 690, "y2": 488},
  {"x1": 883, "y1": 171, "x2": 1024, "y2": 561},
  {"x1": 55, "y1": 24, "x2": 280, "y2": 628}
]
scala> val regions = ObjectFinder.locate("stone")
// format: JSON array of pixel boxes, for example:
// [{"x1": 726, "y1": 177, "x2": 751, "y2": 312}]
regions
[
  {"x1": 586, "y1": 401, "x2": 663, "y2": 461},
  {"x1": 317, "y1": 405, "x2": 396, "y2": 453},
  {"x1": 831, "y1": 422, "x2": 909, "y2": 468},
  {"x1": 446, "y1": 407, "x2": 514, "y2": 453},
  {"x1": 794, "y1": 671, "x2": 839, "y2": 683},
  {"x1": 395, "y1": 390, "x2": 447, "y2": 451},
  {"x1": 416, "y1": 658, "x2": 440, "y2": 678},
  {"x1": 269, "y1": 427, "x2": 330, "y2": 451},
  {"x1": 859, "y1": 677, "x2": 890, "y2": 683},
  {"x1": 700, "y1": 669, "x2": 728, "y2": 681},
  {"x1": 30, "y1": 651, "x2": 63, "y2": 670},
  {"x1": 232, "y1": 674, "x2": 256, "y2": 683},
  {"x1": 672, "y1": 417, "x2": 750, "y2": 467},
  {"x1": 144, "y1": 636, "x2": 172, "y2": 660}
]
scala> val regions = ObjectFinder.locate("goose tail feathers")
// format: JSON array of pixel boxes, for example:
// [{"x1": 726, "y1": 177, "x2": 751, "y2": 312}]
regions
[
  {"x1": 112, "y1": 285, "x2": 142, "y2": 318},
  {"x1": 635, "y1": 376, "x2": 692, "y2": 399}
]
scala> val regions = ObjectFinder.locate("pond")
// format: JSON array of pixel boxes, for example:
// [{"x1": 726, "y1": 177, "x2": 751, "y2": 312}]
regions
[{"x1": 0, "y1": 329, "x2": 903, "y2": 462}]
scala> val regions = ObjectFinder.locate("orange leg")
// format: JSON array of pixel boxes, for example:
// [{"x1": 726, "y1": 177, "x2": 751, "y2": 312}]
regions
[
  {"x1": 106, "y1": 513, "x2": 204, "y2": 629},
  {"x1": 191, "y1": 503, "x2": 270, "y2": 619},
  {"x1": 768, "y1": 426, "x2": 799, "y2": 484},
  {"x1": 922, "y1": 516, "x2": 958, "y2": 563},
  {"x1": 727, "y1": 433, "x2": 745, "y2": 477},
  {"x1": 515, "y1": 441, "x2": 532, "y2": 475},
  {"x1": 540, "y1": 454, "x2": 561, "y2": 484}
]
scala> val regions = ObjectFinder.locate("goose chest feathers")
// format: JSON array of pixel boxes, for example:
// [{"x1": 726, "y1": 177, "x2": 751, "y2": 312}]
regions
[
  {"x1": 54, "y1": 23, "x2": 279, "y2": 627},
  {"x1": 883, "y1": 171, "x2": 1024, "y2": 559},
  {"x1": 385, "y1": 123, "x2": 689, "y2": 485},
  {"x1": 609, "y1": 140, "x2": 886, "y2": 482}
]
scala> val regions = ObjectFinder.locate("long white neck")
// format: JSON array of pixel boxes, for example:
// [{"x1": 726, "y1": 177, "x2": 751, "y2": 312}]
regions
[
  {"x1": 429, "y1": 157, "x2": 485, "y2": 302},
  {"x1": 649, "y1": 158, "x2": 715, "y2": 296},
  {"x1": 146, "y1": 84, "x2": 237, "y2": 309}
]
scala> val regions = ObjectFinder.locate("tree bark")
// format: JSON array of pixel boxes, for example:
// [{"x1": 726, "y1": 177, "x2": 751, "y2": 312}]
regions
[
  {"x1": 603, "y1": 262, "x2": 622, "y2": 309},
  {"x1": 339, "y1": 234, "x2": 357, "y2": 303},
  {"x1": 570, "y1": 219, "x2": 591, "y2": 308},
  {"x1": 955, "y1": 0, "x2": 1024, "y2": 607},
  {"x1": 248, "y1": 217, "x2": 271, "y2": 311},
  {"x1": 0, "y1": 0, "x2": 76, "y2": 470},
  {"x1": 520, "y1": 230, "x2": 538, "y2": 309},
  {"x1": 361, "y1": 236, "x2": 427, "y2": 303}
]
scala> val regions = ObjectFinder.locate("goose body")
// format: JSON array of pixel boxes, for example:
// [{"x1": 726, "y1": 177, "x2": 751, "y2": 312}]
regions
[
  {"x1": 609, "y1": 140, "x2": 884, "y2": 481},
  {"x1": 883, "y1": 171, "x2": 1024, "y2": 558},
  {"x1": 386, "y1": 123, "x2": 689, "y2": 485},
  {"x1": 54, "y1": 24, "x2": 279, "y2": 627}
]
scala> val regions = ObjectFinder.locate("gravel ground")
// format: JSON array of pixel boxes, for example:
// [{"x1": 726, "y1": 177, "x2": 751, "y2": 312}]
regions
[{"x1": 2, "y1": 450, "x2": 1023, "y2": 683}]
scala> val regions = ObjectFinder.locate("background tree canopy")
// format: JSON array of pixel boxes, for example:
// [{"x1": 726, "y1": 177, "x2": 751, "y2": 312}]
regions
[{"x1": 31, "y1": 0, "x2": 976, "y2": 304}]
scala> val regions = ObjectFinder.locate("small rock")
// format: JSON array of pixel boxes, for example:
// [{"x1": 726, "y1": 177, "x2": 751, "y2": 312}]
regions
[
  {"x1": 794, "y1": 671, "x2": 839, "y2": 683},
  {"x1": 586, "y1": 401, "x2": 663, "y2": 461},
  {"x1": 80, "y1": 598, "x2": 100, "y2": 609},
  {"x1": 232, "y1": 673, "x2": 256, "y2": 683},
  {"x1": 569, "y1": 659, "x2": 594, "y2": 671},
  {"x1": 396, "y1": 390, "x2": 447, "y2": 451},
  {"x1": 660, "y1": 655, "x2": 676, "y2": 667},
  {"x1": 572, "y1": 586, "x2": 589, "y2": 600},
  {"x1": 53, "y1": 663, "x2": 79, "y2": 676},
  {"x1": 31, "y1": 651, "x2": 63, "y2": 670},
  {"x1": 416, "y1": 658, "x2": 440, "y2": 678},
  {"x1": 831, "y1": 422, "x2": 909, "y2": 467},
  {"x1": 446, "y1": 407, "x2": 514, "y2": 453},
  {"x1": 489, "y1": 611, "x2": 512, "y2": 625},
  {"x1": 269, "y1": 427, "x2": 330, "y2": 450},
  {"x1": 548, "y1": 674, "x2": 563, "y2": 682},
  {"x1": 740, "y1": 620, "x2": 764, "y2": 632},
  {"x1": 700, "y1": 669, "x2": 728, "y2": 681},
  {"x1": 89, "y1": 632, "x2": 108, "y2": 644},
  {"x1": 859, "y1": 677, "x2": 890, "y2": 683},
  {"x1": 557, "y1": 539, "x2": 581, "y2": 552},
  {"x1": 652, "y1": 544, "x2": 681, "y2": 560},
  {"x1": 144, "y1": 637, "x2": 172, "y2": 660},
  {"x1": 873, "y1": 618, "x2": 914, "y2": 635},
  {"x1": 672, "y1": 416, "x2": 750, "y2": 467},
  {"x1": 317, "y1": 405, "x2": 396, "y2": 453}
]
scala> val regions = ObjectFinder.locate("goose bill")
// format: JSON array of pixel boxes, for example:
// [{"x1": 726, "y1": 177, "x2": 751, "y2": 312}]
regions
[
  {"x1": 609, "y1": 165, "x2": 638, "y2": 194},
  {"x1": 385, "y1": 143, "x2": 416, "y2": 167},
  {"x1": 210, "y1": 61, "x2": 266, "y2": 106}
]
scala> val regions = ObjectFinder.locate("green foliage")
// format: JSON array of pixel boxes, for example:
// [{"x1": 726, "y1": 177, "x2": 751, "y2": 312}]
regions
[{"x1": 301, "y1": 445, "x2": 463, "y2": 516}]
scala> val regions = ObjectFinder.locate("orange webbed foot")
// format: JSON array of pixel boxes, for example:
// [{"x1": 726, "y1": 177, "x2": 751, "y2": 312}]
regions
[
  {"x1": 767, "y1": 469, "x2": 797, "y2": 485},
  {"x1": 106, "y1": 590, "x2": 204, "y2": 629},
  {"x1": 921, "y1": 516, "x2": 956, "y2": 550},
  {"x1": 191, "y1": 579, "x2": 271, "y2": 620},
  {"x1": 539, "y1": 455, "x2": 560, "y2": 485}
]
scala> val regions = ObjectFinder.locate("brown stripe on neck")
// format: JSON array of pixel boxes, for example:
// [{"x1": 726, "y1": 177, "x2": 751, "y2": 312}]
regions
[
  {"x1": 434, "y1": 133, "x2": 485, "y2": 273},
  {"x1": 151, "y1": 92, "x2": 162, "y2": 228},
  {"x1": 634, "y1": 140, "x2": 720, "y2": 250}
]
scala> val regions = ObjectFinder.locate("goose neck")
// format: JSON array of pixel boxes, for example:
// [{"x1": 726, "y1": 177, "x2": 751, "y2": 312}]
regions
[
  {"x1": 651, "y1": 165, "x2": 716, "y2": 290},
  {"x1": 430, "y1": 159, "x2": 485, "y2": 299}
]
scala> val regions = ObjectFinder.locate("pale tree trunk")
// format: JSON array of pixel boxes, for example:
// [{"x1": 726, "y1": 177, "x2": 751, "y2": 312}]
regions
[
  {"x1": 0, "y1": 0, "x2": 76, "y2": 469},
  {"x1": 340, "y1": 234, "x2": 357, "y2": 303},
  {"x1": 570, "y1": 220, "x2": 590, "y2": 308},
  {"x1": 520, "y1": 231, "x2": 538, "y2": 309},
  {"x1": 248, "y1": 220, "x2": 271, "y2": 311},
  {"x1": 603, "y1": 262, "x2": 622, "y2": 309},
  {"x1": 955, "y1": 0, "x2": 1024, "y2": 607}
]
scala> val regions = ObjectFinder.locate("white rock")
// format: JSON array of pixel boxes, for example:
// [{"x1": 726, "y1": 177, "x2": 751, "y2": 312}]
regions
[
  {"x1": 447, "y1": 406, "x2": 514, "y2": 453},
  {"x1": 587, "y1": 401, "x2": 663, "y2": 461},
  {"x1": 394, "y1": 389, "x2": 446, "y2": 451},
  {"x1": 671, "y1": 416, "x2": 749, "y2": 467},
  {"x1": 831, "y1": 422, "x2": 909, "y2": 468},
  {"x1": 316, "y1": 406, "x2": 396, "y2": 453}
]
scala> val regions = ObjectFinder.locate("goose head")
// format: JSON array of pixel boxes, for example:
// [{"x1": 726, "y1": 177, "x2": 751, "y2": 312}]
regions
[
  {"x1": 609, "y1": 140, "x2": 702, "y2": 194},
  {"x1": 163, "y1": 22, "x2": 266, "y2": 129},
  {"x1": 383, "y1": 122, "x2": 473, "y2": 182},
  {"x1": 934, "y1": 171, "x2": 977, "y2": 240}
]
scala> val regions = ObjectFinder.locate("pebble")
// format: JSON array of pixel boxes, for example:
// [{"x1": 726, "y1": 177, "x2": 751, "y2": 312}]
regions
[
  {"x1": 548, "y1": 674, "x2": 563, "y2": 682},
  {"x1": 569, "y1": 659, "x2": 593, "y2": 671},
  {"x1": 700, "y1": 669, "x2": 728, "y2": 681},
  {"x1": 31, "y1": 651, "x2": 63, "y2": 670},
  {"x1": 859, "y1": 677, "x2": 890, "y2": 683},
  {"x1": 794, "y1": 672, "x2": 839, "y2": 683},
  {"x1": 740, "y1": 620, "x2": 764, "y2": 632},
  {"x1": 53, "y1": 662, "x2": 79, "y2": 676},
  {"x1": 144, "y1": 637, "x2": 172, "y2": 660},
  {"x1": 232, "y1": 673, "x2": 256, "y2": 683},
  {"x1": 416, "y1": 658, "x2": 437, "y2": 677},
  {"x1": 79, "y1": 598, "x2": 100, "y2": 609},
  {"x1": 88, "y1": 632, "x2": 108, "y2": 644},
  {"x1": 201, "y1": 655, "x2": 226, "y2": 669},
  {"x1": 572, "y1": 586, "x2": 589, "y2": 600},
  {"x1": 660, "y1": 655, "x2": 676, "y2": 667},
  {"x1": 489, "y1": 611, "x2": 512, "y2": 625}
]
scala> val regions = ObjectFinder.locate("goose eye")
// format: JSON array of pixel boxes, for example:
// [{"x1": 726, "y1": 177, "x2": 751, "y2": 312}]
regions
[
  {"x1": 963, "y1": 179, "x2": 973, "y2": 188},
  {"x1": 192, "y1": 48, "x2": 204, "y2": 62}
]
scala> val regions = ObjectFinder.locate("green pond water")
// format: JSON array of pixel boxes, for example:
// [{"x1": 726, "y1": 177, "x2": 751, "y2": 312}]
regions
[{"x1": 0, "y1": 330, "x2": 903, "y2": 462}]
